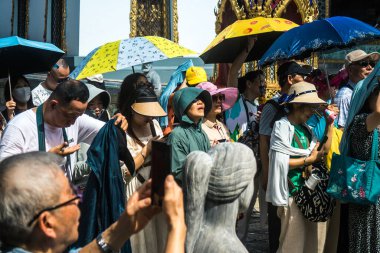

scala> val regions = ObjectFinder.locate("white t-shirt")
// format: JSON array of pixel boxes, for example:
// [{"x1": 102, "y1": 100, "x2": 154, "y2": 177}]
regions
[
  {"x1": 0, "y1": 109, "x2": 104, "y2": 179},
  {"x1": 32, "y1": 83, "x2": 53, "y2": 106}
]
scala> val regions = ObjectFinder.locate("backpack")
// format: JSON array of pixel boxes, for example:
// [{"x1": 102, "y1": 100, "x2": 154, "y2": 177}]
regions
[
  {"x1": 238, "y1": 99, "x2": 260, "y2": 158},
  {"x1": 264, "y1": 99, "x2": 287, "y2": 129}
]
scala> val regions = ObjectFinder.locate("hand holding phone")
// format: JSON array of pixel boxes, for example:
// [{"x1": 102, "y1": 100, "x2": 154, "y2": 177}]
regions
[
  {"x1": 317, "y1": 136, "x2": 328, "y2": 151},
  {"x1": 150, "y1": 139, "x2": 172, "y2": 206}
]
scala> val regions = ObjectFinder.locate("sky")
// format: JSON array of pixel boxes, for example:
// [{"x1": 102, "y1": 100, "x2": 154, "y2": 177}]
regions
[
  {"x1": 177, "y1": 1, "x2": 218, "y2": 54},
  {"x1": 77, "y1": 0, "x2": 218, "y2": 56}
]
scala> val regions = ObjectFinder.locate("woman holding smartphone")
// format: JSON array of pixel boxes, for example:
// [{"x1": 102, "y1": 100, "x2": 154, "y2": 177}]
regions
[{"x1": 118, "y1": 83, "x2": 168, "y2": 253}]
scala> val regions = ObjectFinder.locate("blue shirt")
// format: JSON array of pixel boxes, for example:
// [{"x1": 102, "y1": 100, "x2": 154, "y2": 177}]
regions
[{"x1": 334, "y1": 80, "x2": 355, "y2": 128}]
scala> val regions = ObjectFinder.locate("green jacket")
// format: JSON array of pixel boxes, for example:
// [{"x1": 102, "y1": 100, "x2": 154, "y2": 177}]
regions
[{"x1": 168, "y1": 88, "x2": 211, "y2": 184}]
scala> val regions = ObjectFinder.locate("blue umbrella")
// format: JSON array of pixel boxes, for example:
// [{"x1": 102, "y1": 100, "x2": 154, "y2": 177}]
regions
[
  {"x1": 259, "y1": 16, "x2": 380, "y2": 66},
  {"x1": 0, "y1": 36, "x2": 64, "y2": 78}
]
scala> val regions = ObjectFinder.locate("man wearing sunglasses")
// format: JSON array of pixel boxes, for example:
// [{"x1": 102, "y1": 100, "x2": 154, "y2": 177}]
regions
[
  {"x1": 0, "y1": 152, "x2": 186, "y2": 253},
  {"x1": 335, "y1": 49, "x2": 380, "y2": 129},
  {"x1": 32, "y1": 58, "x2": 70, "y2": 106}
]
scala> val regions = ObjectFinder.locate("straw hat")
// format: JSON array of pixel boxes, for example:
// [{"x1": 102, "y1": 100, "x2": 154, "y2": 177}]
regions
[
  {"x1": 131, "y1": 93, "x2": 167, "y2": 117},
  {"x1": 286, "y1": 81, "x2": 326, "y2": 104},
  {"x1": 196, "y1": 82, "x2": 238, "y2": 111}
]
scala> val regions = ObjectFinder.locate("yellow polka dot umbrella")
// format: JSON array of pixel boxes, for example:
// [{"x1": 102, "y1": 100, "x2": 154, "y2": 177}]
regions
[
  {"x1": 200, "y1": 17, "x2": 298, "y2": 63},
  {"x1": 70, "y1": 36, "x2": 197, "y2": 80}
]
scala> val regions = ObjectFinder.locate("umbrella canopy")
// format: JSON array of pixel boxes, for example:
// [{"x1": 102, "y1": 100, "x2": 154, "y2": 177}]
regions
[
  {"x1": 0, "y1": 36, "x2": 64, "y2": 78},
  {"x1": 70, "y1": 36, "x2": 197, "y2": 80},
  {"x1": 259, "y1": 16, "x2": 380, "y2": 66},
  {"x1": 200, "y1": 17, "x2": 298, "y2": 63}
]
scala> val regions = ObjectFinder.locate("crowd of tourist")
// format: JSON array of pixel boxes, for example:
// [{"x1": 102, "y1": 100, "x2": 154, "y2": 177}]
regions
[{"x1": 0, "y1": 46, "x2": 379, "y2": 253}]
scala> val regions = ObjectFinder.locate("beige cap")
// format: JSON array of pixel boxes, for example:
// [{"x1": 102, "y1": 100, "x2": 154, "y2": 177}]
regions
[{"x1": 345, "y1": 49, "x2": 380, "y2": 68}]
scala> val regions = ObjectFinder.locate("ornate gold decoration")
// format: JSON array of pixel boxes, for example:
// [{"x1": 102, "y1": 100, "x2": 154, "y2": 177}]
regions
[
  {"x1": 214, "y1": 0, "x2": 319, "y2": 96},
  {"x1": 325, "y1": 0, "x2": 329, "y2": 18},
  {"x1": 172, "y1": 0, "x2": 179, "y2": 42},
  {"x1": 129, "y1": 0, "x2": 178, "y2": 42},
  {"x1": 215, "y1": 0, "x2": 246, "y2": 33}
]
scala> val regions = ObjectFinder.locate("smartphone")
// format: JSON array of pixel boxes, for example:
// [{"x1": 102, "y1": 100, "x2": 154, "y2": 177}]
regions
[
  {"x1": 317, "y1": 136, "x2": 328, "y2": 151},
  {"x1": 218, "y1": 139, "x2": 227, "y2": 143},
  {"x1": 150, "y1": 139, "x2": 171, "y2": 206}
]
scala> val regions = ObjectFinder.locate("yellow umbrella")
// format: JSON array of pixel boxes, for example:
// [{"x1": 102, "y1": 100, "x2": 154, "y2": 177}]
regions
[
  {"x1": 200, "y1": 17, "x2": 298, "y2": 63},
  {"x1": 70, "y1": 36, "x2": 197, "y2": 80}
]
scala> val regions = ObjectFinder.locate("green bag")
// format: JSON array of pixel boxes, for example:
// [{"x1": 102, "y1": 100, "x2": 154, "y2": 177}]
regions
[{"x1": 327, "y1": 129, "x2": 380, "y2": 205}]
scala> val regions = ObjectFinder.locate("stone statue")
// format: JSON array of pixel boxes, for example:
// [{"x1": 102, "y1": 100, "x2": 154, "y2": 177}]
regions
[{"x1": 183, "y1": 143, "x2": 256, "y2": 253}]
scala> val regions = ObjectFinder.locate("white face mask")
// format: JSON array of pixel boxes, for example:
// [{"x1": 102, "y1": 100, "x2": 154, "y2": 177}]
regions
[{"x1": 12, "y1": 87, "x2": 31, "y2": 103}]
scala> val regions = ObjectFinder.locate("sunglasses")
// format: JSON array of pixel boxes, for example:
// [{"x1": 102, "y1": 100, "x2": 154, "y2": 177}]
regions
[
  {"x1": 212, "y1": 94, "x2": 225, "y2": 102},
  {"x1": 353, "y1": 60, "x2": 377, "y2": 68},
  {"x1": 27, "y1": 184, "x2": 81, "y2": 227},
  {"x1": 55, "y1": 76, "x2": 70, "y2": 84}
]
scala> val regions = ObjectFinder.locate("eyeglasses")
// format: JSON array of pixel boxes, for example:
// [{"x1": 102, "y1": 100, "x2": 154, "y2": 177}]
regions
[
  {"x1": 212, "y1": 94, "x2": 225, "y2": 102},
  {"x1": 353, "y1": 60, "x2": 377, "y2": 68},
  {"x1": 27, "y1": 185, "x2": 81, "y2": 227}
]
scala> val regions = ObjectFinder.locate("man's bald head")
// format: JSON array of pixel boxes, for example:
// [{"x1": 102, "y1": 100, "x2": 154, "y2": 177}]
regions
[{"x1": 45, "y1": 58, "x2": 70, "y2": 91}]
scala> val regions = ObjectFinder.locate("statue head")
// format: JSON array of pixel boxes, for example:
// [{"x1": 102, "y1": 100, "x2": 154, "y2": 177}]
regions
[{"x1": 183, "y1": 143, "x2": 256, "y2": 252}]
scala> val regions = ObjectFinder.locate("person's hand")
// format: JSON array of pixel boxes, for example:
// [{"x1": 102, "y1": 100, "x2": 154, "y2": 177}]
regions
[
  {"x1": 327, "y1": 104, "x2": 339, "y2": 115},
  {"x1": 163, "y1": 175, "x2": 185, "y2": 228},
  {"x1": 255, "y1": 111, "x2": 262, "y2": 123},
  {"x1": 125, "y1": 179, "x2": 160, "y2": 234},
  {"x1": 112, "y1": 113, "x2": 128, "y2": 132},
  {"x1": 211, "y1": 139, "x2": 219, "y2": 147},
  {"x1": 6, "y1": 100, "x2": 16, "y2": 119},
  {"x1": 307, "y1": 142, "x2": 324, "y2": 164},
  {"x1": 48, "y1": 142, "x2": 80, "y2": 156},
  {"x1": 142, "y1": 136, "x2": 161, "y2": 157}
]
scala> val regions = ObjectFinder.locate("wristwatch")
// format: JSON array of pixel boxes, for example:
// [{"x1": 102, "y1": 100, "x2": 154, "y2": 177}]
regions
[{"x1": 96, "y1": 233, "x2": 119, "y2": 253}]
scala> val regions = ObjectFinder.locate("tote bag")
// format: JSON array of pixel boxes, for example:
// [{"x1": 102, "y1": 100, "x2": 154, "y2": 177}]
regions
[{"x1": 327, "y1": 129, "x2": 380, "y2": 205}]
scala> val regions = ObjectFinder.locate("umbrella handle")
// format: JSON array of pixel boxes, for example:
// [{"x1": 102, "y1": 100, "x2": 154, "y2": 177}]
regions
[
  {"x1": 8, "y1": 69, "x2": 13, "y2": 101},
  {"x1": 321, "y1": 55, "x2": 332, "y2": 101}
]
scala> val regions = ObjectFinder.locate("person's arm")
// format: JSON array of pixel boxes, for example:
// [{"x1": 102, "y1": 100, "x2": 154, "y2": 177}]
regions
[
  {"x1": 366, "y1": 92, "x2": 380, "y2": 132},
  {"x1": 258, "y1": 103, "x2": 275, "y2": 191},
  {"x1": 227, "y1": 37, "x2": 256, "y2": 87},
  {"x1": 259, "y1": 135, "x2": 270, "y2": 191},
  {"x1": 0, "y1": 124, "x2": 25, "y2": 161},
  {"x1": 168, "y1": 134, "x2": 187, "y2": 184},
  {"x1": 288, "y1": 142, "x2": 323, "y2": 169},
  {"x1": 132, "y1": 136, "x2": 160, "y2": 170},
  {"x1": 163, "y1": 175, "x2": 186, "y2": 253},
  {"x1": 79, "y1": 180, "x2": 160, "y2": 253}
]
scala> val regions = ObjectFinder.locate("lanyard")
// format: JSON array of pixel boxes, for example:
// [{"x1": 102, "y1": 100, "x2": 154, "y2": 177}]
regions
[{"x1": 36, "y1": 105, "x2": 71, "y2": 177}]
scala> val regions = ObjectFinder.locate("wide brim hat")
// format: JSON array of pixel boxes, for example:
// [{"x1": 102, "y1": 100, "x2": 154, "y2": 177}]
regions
[
  {"x1": 131, "y1": 97, "x2": 167, "y2": 117},
  {"x1": 345, "y1": 49, "x2": 380, "y2": 68},
  {"x1": 286, "y1": 81, "x2": 326, "y2": 104},
  {"x1": 196, "y1": 82, "x2": 238, "y2": 111}
]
